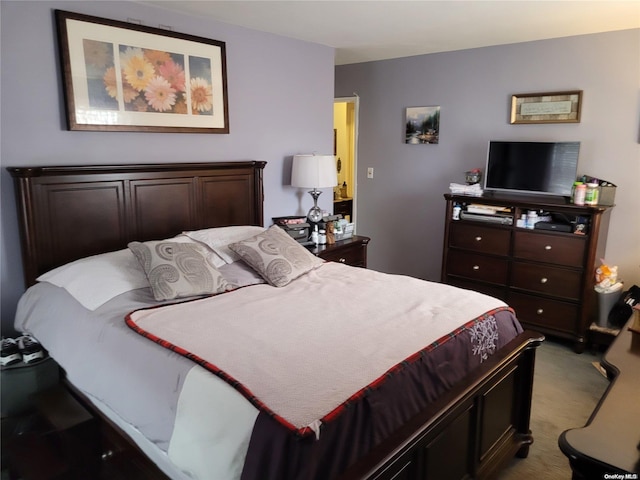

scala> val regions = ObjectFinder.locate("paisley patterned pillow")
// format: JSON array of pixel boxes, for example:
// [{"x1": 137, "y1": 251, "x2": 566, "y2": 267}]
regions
[
  {"x1": 128, "y1": 240, "x2": 232, "y2": 301},
  {"x1": 228, "y1": 225, "x2": 323, "y2": 287}
]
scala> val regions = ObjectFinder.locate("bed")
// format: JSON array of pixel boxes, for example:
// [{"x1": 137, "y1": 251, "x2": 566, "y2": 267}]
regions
[{"x1": 8, "y1": 161, "x2": 543, "y2": 480}]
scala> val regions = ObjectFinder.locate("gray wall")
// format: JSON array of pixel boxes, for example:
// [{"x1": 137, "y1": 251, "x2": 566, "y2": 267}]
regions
[
  {"x1": 0, "y1": 1, "x2": 335, "y2": 333},
  {"x1": 336, "y1": 30, "x2": 640, "y2": 288}
]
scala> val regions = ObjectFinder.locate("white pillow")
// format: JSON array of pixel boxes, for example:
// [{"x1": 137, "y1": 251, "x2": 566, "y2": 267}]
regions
[
  {"x1": 182, "y1": 226, "x2": 266, "y2": 264},
  {"x1": 35, "y1": 235, "x2": 221, "y2": 310},
  {"x1": 37, "y1": 249, "x2": 149, "y2": 310}
]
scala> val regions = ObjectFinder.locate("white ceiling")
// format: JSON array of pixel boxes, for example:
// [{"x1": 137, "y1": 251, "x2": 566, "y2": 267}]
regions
[{"x1": 139, "y1": 1, "x2": 640, "y2": 65}]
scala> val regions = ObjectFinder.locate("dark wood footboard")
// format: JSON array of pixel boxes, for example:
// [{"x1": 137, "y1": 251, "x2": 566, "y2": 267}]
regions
[
  {"x1": 62, "y1": 330, "x2": 542, "y2": 480},
  {"x1": 340, "y1": 330, "x2": 543, "y2": 480}
]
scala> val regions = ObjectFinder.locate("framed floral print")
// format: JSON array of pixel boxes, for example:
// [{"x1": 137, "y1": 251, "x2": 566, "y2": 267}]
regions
[{"x1": 55, "y1": 10, "x2": 229, "y2": 133}]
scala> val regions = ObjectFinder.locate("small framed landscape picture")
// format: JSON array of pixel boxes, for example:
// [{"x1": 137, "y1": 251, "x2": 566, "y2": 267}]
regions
[{"x1": 405, "y1": 106, "x2": 440, "y2": 144}]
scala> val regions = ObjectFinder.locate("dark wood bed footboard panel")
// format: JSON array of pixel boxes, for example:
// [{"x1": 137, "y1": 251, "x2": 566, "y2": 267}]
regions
[
  {"x1": 63, "y1": 330, "x2": 542, "y2": 480},
  {"x1": 340, "y1": 330, "x2": 543, "y2": 480}
]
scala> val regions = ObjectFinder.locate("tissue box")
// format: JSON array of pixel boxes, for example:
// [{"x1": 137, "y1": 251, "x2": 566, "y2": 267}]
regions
[{"x1": 598, "y1": 185, "x2": 616, "y2": 206}]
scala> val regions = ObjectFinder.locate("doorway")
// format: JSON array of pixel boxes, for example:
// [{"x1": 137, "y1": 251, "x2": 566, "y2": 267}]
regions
[{"x1": 333, "y1": 96, "x2": 359, "y2": 230}]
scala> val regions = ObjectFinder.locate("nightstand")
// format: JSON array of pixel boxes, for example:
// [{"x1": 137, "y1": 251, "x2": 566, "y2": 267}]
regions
[
  {"x1": 309, "y1": 235, "x2": 370, "y2": 267},
  {"x1": 1, "y1": 356, "x2": 60, "y2": 417},
  {"x1": 3, "y1": 385, "x2": 99, "y2": 480}
]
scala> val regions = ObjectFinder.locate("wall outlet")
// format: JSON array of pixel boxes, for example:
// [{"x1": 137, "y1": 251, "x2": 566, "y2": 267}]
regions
[{"x1": 367, "y1": 167, "x2": 374, "y2": 179}]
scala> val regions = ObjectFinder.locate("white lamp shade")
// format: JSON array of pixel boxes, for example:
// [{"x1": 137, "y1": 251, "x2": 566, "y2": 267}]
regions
[{"x1": 291, "y1": 154, "x2": 337, "y2": 189}]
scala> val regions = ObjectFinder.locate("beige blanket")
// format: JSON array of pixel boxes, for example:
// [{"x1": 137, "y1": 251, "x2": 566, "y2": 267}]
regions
[{"x1": 127, "y1": 262, "x2": 505, "y2": 436}]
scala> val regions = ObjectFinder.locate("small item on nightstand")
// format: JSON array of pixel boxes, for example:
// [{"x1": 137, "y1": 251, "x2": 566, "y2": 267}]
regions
[
  {"x1": 311, "y1": 225, "x2": 319, "y2": 244},
  {"x1": 318, "y1": 229, "x2": 327, "y2": 245},
  {"x1": 326, "y1": 222, "x2": 335, "y2": 244},
  {"x1": 340, "y1": 182, "x2": 347, "y2": 198}
]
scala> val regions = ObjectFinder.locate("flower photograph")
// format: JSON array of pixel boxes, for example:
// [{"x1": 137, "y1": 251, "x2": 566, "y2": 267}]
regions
[
  {"x1": 57, "y1": 10, "x2": 228, "y2": 133},
  {"x1": 82, "y1": 40, "x2": 214, "y2": 117}
]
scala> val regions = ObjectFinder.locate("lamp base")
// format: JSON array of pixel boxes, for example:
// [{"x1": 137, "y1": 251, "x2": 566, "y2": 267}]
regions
[
  {"x1": 307, "y1": 188, "x2": 324, "y2": 223},
  {"x1": 307, "y1": 205, "x2": 323, "y2": 223}
]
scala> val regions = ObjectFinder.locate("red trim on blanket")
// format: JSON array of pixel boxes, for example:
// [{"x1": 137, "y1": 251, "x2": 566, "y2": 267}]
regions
[{"x1": 125, "y1": 305, "x2": 515, "y2": 438}]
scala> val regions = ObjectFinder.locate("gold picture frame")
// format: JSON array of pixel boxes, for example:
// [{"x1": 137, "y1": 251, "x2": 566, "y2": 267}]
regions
[
  {"x1": 56, "y1": 10, "x2": 229, "y2": 133},
  {"x1": 510, "y1": 90, "x2": 582, "y2": 124}
]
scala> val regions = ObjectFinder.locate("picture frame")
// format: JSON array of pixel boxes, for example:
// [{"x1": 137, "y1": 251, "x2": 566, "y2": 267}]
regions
[
  {"x1": 510, "y1": 90, "x2": 582, "y2": 124},
  {"x1": 405, "y1": 106, "x2": 440, "y2": 144},
  {"x1": 55, "y1": 10, "x2": 229, "y2": 133}
]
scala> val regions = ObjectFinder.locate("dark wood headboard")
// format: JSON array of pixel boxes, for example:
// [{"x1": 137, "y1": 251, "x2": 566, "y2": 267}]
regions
[{"x1": 8, "y1": 161, "x2": 266, "y2": 286}]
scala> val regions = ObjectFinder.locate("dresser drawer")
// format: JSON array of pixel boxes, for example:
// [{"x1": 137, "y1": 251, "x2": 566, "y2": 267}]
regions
[
  {"x1": 446, "y1": 251, "x2": 509, "y2": 285},
  {"x1": 449, "y1": 223, "x2": 511, "y2": 256},
  {"x1": 511, "y1": 262, "x2": 582, "y2": 300},
  {"x1": 446, "y1": 277, "x2": 507, "y2": 302},
  {"x1": 514, "y1": 231, "x2": 586, "y2": 267},
  {"x1": 318, "y1": 243, "x2": 366, "y2": 267},
  {"x1": 508, "y1": 291, "x2": 579, "y2": 334}
]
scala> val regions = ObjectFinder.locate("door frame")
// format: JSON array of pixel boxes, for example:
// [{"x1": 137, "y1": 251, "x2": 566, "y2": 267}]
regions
[{"x1": 334, "y1": 95, "x2": 359, "y2": 231}]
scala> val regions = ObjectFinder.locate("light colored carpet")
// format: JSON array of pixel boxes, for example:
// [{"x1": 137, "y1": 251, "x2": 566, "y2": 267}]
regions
[{"x1": 498, "y1": 339, "x2": 609, "y2": 479}]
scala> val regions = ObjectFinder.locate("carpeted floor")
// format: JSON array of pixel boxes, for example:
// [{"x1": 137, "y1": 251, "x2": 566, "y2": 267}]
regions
[{"x1": 498, "y1": 339, "x2": 610, "y2": 479}]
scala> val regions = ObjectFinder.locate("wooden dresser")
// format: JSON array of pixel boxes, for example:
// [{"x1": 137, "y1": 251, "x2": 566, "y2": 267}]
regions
[{"x1": 442, "y1": 193, "x2": 613, "y2": 353}]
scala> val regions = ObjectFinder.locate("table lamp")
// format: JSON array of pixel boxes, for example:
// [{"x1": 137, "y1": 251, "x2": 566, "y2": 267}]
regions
[{"x1": 291, "y1": 154, "x2": 337, "y2": 223}]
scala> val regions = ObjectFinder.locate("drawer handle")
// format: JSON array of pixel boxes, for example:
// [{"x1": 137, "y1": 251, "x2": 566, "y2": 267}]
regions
[
  {"x1": 475, "y1": 236, "x2": 482, "y2": 242},
  {"x1": 540, "y1": 277, "x2": 548, "y2": 284},
  {"x1": 544, "y1": 245, "x2": 552, "y2": 250},
  {"x1": 339, "y1": 257, "x2": 346, "y2": 263},
  {"x1": 472, "y1": 265, "x2": 480, "y2": 270},
  {"x1": 101, "y1": 449, "x2": 115, "y2": 461},
  {"x1": 537, "y1": 308, "x2": 544, "y2": 315}
]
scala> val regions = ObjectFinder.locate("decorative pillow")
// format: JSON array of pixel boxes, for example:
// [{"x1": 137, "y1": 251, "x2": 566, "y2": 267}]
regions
[
  {"x1": 228, "y1": 225, "x2": 323, "y2": 287},
  {"x1": 128, "y1": 240, "x2": 232, "y2": 301},
  {"x1": 182, "y1": 226, "x2": 266, "y2": 265}
]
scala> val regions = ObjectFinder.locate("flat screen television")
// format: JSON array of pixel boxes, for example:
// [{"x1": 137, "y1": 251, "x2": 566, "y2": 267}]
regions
[{"x1": 484, "y1": 141, "x2": 580, "y2": 197}]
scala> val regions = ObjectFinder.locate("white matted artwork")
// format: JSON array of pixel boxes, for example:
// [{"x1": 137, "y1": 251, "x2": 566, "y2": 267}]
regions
[
  {"x1": 56, "y1": 9, "x2": 229, "y2": 133},
  {"x1": 405, "y1": 106, "x2": 440, "y2": 144}
]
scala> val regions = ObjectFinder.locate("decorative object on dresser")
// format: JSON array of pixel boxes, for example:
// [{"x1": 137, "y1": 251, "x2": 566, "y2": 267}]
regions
[
  {"x1": 55, "y1": 10, "x2": 229, "y2": 133},
  {"x1": 290, "y1": 154, "x2": 338, "y2": 223},
  {"x1": 442, "y1": 193, "x2": 613, "y2": 353}
]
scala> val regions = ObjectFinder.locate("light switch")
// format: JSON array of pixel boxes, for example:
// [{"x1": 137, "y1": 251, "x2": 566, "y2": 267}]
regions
[{"x1": 367, "y1": 167, "x2": 374, "y2": 179}]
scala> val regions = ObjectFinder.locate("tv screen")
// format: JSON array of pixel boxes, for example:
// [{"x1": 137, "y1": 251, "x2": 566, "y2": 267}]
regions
[{"x1": 484, "y1": 141, "x2": 580, "y2": 197}]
